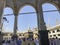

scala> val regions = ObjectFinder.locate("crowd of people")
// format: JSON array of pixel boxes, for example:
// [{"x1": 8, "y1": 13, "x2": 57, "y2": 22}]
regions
[
  {"x1": 2, "y1": 37, "x2": 39, "y2": 45},
  {"x1": 3, "y1": 36, "x2": 60, "y2": 45},
  {"x1": 49, "y1": 37, "x2": 60, "y2": 45}
]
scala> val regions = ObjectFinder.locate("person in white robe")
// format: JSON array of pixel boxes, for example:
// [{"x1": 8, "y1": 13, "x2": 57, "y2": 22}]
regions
[
  {"x1": 10, "y1": 38, "x2": 17, "y2": 45},
  {"x1": 34, "y1": 38, "x2": 39, "y2": 45},
  {"x1": 53, "y1": 37, "x2": 60, "y2": 45}
]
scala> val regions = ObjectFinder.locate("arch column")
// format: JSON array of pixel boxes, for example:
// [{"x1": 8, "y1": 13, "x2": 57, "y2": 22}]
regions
[
  {"x1": 37, "y1": 0, "x2": 49, "y2": 45},
  {"x1": 12, "y1": 13, "x2": 18, "y2": 39},
  {"x1": 0, "y1": 8, "x2": 3, "y2": 45},
  {"x1": 13, "y1": 10, "x2": 18, "y2": 38},
  {"x1": 13, "y1": 0, "x2": 18, "y2": 38},
  {"x1": 0, "y1": 1, "x2": 6, "y2": 44},
  {"x1": 0, "y1": 10, "x2": 3, "y2": 32},
  {"x1": 0, "y1": 0, "x2": 5, "y2": 33},
  {"x1": 13, "y1": 14, "x2": 18, "y2": 35}
]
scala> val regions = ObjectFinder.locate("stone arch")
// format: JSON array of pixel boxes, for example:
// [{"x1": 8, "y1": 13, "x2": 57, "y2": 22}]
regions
[
  {"x1": 2, "y1": 7, "x2": 14, "y2": 17},
  {"x1": 43, "y1": 2, "x2": 59, "y2": 11},
  {"x1": 4, "y1": 6, "x2": 13, "y2": 10},
  {"x1": 4, "y1": 6, "x2": 16, "y2": 16},
  {"x1": 18, "y1": 4, "x2": 37, "y2": 14}
]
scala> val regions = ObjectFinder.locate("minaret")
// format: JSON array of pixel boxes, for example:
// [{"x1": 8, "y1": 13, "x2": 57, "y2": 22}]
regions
[
  {"x1": 28, "y1": 26, "x2": 31, "y2": 32},
  {"x1": 56, "y1": 18, "x2": 60, "y2": 25},
  {"x1": 47, "y1": 18, "x2": 50, "y2": 28}
]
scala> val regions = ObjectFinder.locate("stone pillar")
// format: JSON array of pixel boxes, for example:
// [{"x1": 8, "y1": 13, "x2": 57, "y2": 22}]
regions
[
  {"x1": 12, "y1": 14, "x2": 18, "y2": 39},
  {"x1": 0, "y1": 8, "x2": 3, "y2": 45},
  {"x1": 0, "y1": 1, "x2": 5, "y2": 44},
  {"x1": 14, "y1": 15, "x2": 18, "y2": 35},
  {"x1": 13, "y1": 0, "x2": 18, "y2": 38},
  {"x1": 37, "y1": 0, "x2": 49, "y2": 45},
  {"x1": 58, "y1": 0, "x2": 60, "y2": 12},
  {"x1": 0, "y1": 11, "x2": 3, "y2": 45}
]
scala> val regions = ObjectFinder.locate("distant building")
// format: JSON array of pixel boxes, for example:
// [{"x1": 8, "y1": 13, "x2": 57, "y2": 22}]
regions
[
  {"x1": 47, "y1": 24, "x2": 60, "y2": 38},
  {"x1": 2, "y1": 24, "x2": 60, "y2": 40}
]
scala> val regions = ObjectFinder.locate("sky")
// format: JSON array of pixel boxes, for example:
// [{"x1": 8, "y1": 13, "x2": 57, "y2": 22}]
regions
[{"x1": 3, "y1": 3, "x2": 60, "y2": 32}]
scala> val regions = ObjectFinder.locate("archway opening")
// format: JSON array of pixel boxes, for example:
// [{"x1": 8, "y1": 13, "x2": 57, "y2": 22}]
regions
[
  {"x1": 2, "y1": 7, "x2": 14, "y2": 40},
  {"x1": 2, "y1": 7, "x2": 14, "y2": 32},
  {"x1": 42, "y1": 3, "x2": 60, "y2": 38},
  {"x1": 42, "y1": 3, "x2": 60, "y2": 28},
  {"x1": 18, "y1": 5, "x2": 38, "y2": 39}
]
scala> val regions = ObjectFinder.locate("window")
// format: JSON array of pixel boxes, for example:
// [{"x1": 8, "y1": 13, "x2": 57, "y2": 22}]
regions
[
  {"x1": 10, "y1": 34, "x2": 13, "y2": 36},
  {"x1": 19, "y1": 34, "x2": 21, "y2": 36},
  {"x1": 53, "y1": 35, "x2": 56, "y2": 36},
  {"x1": 49, "y1": 31, "x2": 51, "y2": 33},
  {"x1": 57, "y1": 29, "x2": 60, "y2": 32},
  {"x1": 28, "y1": 32, "x2": 33, "y2": 34},
  {"x1": 5, "y1": 38, "x2": 8, "y2": 40},
  {"x1": 50, "y1": 35, "x2": 52, "y2": 37},
  {"x1": 58, "y1": 34, "x2": 60, "y2": 36},
  {"x1": 23, "y1": 34, "x2": 24, "y2": 36},
  {"x1": 52, "y1": 30, "x2": 55, "y2": 33},
  {"x1": 4, "y1": 34, "x2": 8, "y2": 36}
]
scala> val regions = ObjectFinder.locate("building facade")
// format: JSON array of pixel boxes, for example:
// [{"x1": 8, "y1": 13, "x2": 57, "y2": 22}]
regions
[
  {"x1": 48, "y1": 24, "x2": 60, "y2": 38},
  {"x1": 2, "y1": 24, "x2": 60, "y2": 40}
]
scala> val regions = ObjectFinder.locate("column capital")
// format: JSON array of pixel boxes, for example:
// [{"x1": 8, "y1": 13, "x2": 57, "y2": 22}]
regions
[
  {"x1": 13, "y1": 0, "x2": 18, "y2": 16},
  {"x1": 0, "y1": 5, "x2": 4, "y2": 45},
  {"x1": 13, "y1": 10, "x2": 18, "y2": 16}
]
